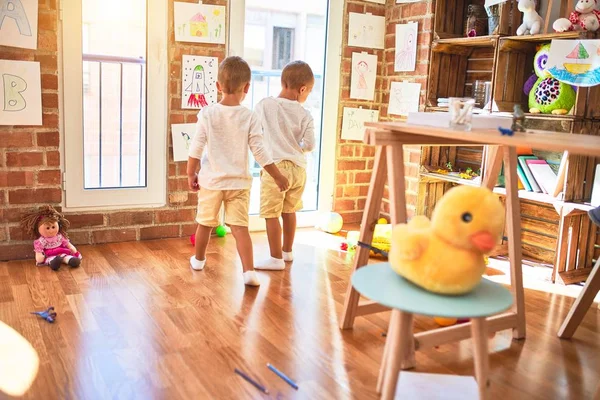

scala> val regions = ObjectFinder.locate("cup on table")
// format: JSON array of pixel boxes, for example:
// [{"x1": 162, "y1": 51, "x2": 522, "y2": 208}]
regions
[{"x1": 449, "y1": 97, "x2": 475, "y2": 131}]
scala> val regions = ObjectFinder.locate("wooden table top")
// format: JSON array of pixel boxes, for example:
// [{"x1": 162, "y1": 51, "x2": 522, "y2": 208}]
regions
[{"x1": 365, "y1": 122, "x2": 600, "y2": 157}]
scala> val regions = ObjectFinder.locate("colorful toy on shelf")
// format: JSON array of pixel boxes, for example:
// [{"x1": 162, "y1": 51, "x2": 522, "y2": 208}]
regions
[
  {"x1": 528, "y1": 44, "x2": 576, "y2": 115},
  {"x1": 553, "y1": 0, "x2": 600, "y2": 32},
  {"x1": 516, "y1": 0, "x2": 543, "y2": 36},
  {"x1": 316, "y1": 212, "x2": 344, "y2": 234},
  {"x1": 389, "y1": 186, "x2": 505, "y2": 295}
]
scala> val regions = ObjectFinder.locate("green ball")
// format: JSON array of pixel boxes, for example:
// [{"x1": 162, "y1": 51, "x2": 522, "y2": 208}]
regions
[{"x1": 215, "y1": 225, "x2": 227, "y2": 237}]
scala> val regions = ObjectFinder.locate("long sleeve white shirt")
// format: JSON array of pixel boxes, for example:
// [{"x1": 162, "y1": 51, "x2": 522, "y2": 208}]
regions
[
  {"x1": 188, "y1": 104, "x2": 273, "y2": 190},
  {"x1": 254, "y1": 97, "x2": 315, "y2": 168}
]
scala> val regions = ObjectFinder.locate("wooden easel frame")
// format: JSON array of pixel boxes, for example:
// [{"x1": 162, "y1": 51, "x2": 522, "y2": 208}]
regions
[{"x1": 339, "y1": 130, "x2": 527, "y2": 364}]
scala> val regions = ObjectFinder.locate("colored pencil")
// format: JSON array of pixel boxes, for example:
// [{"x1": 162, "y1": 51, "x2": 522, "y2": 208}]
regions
[
  {"x1": 267, "y1": 363, "x2": 298, "y2": 390},
  {"x1": 234, "y1": 368, "x2": 269, "y2": 394}
]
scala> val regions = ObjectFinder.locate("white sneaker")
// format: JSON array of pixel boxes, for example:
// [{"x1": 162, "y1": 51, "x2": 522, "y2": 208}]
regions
[
  {"x1": 190, "y1": 256, "x2": 206, "y2": 271},
  {"x1": 243, "y1": 271, "x2": 260, "y2": 286},
  {"x1": 282, "y1": 251, "x2": 293, "y2": 262},
  {"x1": 255, "y1": 257, "x2": 285, "y2": 271}
]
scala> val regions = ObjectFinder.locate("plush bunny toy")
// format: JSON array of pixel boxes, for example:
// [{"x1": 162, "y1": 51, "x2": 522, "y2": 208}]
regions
[
  {"x1": 517, "y1": 0, "x2": 544, "y2": 35},
  {"x1": 554, "y1": 0, "x2": 600, "y2": 32}
]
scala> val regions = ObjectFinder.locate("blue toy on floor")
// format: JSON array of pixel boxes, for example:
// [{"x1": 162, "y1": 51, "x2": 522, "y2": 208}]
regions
[{"x1": 31, "y1": 307, "x2": 57, "y2": 323}]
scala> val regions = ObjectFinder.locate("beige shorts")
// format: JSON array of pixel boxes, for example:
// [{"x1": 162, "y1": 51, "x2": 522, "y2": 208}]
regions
[
  {"x1": 260, "y1": 160, "x2": 307, "y2": 218},
  {"x1": 196, "y1": 188, "x2": 250, "y2": 227}
]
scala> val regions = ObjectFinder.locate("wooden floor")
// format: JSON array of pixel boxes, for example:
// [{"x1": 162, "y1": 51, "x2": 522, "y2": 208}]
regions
[{"x1": 0, "y1": 230, "x2": 598, "y2": 400}]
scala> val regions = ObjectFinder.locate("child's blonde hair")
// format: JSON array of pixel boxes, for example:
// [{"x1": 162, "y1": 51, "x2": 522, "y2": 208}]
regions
[
  {"x1": 218, "y1": 56, "x2": 251, "y2": 94},
  {"x1": 281, "y1": 61, "x2": 314, "y2": 90}
]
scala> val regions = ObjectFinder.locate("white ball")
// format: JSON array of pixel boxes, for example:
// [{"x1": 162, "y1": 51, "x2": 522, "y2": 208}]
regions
[{"x1": 318, "y1": 212, "x2": 344, "y2": 234}]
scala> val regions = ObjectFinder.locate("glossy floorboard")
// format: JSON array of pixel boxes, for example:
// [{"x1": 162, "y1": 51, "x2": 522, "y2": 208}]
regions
[{"x1": 0, "y1": 230, "x2": 598, "y2": 400}]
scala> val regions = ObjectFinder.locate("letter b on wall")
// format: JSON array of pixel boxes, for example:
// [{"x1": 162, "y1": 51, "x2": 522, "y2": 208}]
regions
[{"x1": 3, "y1": 74, "x2": 27, "y2": 112}]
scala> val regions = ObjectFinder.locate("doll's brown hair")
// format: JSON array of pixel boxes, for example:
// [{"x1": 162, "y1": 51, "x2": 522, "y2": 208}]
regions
[{"x1": 20, "y1": 205, "x2": 71, "y2": 239}]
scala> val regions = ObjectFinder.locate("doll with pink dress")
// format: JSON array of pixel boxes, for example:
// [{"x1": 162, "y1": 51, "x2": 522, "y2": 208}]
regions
[{"x1": 20, "y1": 205, "x2": 82, "y2": 271}]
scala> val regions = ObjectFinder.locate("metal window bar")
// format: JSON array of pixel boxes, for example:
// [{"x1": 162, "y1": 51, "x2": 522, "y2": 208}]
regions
[{"x1": 82, "y1": 53, "x2": 146, "y2": 189}]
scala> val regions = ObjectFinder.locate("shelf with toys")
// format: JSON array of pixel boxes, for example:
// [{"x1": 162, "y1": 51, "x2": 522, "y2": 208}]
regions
[{"x1": 420, "y1": 0, "x2": 600, "y2": 283}]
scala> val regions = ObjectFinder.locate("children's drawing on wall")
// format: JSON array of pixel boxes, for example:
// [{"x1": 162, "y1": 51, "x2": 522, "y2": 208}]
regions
[
  {"x1": 365, "y1": 0, "x2": 385, "y2": 3},
  {"x1": 0, "y1": 0, "x2": 38, "y2": 49},
  {"x1": 181, "y1": 55, "x2": 218, "y2": 110},
  {"x1": 174, "y1": 2, "x2": 226, "y2": 44},
  {"x1": 547, "y1": 39, "x2": 600, "y2": 87},
  {"x1": 341, "y1": 107, "x2": 380, "y2": 141},
  {"x1": 0, "y1": 60, "x2": 42, "y2": 126},
  {"x1": 348, "y1": 12, "x2": 385, "y2": 49},
  {"x1": 350, "y1": 52, "x2": 377, "y2": 101},
  {"x1": 171, "y1": 123, "x2": 197, "y2": 162},
  {"x1": 388, "y1": 81, "x2": 421, "y2": 117},
  {"x1": 395, "y1": 22, "x2": 418, "y2": 72}
]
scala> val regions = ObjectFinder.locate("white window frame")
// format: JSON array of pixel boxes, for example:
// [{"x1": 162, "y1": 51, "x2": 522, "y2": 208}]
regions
[
  {"x1": 229, "y1": 0, "x2": 342, "y2": 231},
  {"x1": 60, "y1": 0, "x2": 167, "y2": 210}
]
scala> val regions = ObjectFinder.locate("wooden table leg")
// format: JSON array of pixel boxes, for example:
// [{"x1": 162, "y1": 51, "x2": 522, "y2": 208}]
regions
[
  {"x1": 503, "y1": 146, "x2": 527, "y2": 339},
  {"x1": 377, "y1": 310, "x2": 397, "y2": 394},
  {"x1": 340, "y1": 146, "x2": 388, "y2": 329},
  {"x1": 482, "y1": 146, "x2": 502, "y2": 190},
  {"x1": 381, "y1": 310, "x2": 413, "y2": 400},
  {"x1": 471, "y1": 317, "x2": 490, "y2": 400},
  {"x1": 558, "y1": 258, "x2": 600, "y2": 338}
]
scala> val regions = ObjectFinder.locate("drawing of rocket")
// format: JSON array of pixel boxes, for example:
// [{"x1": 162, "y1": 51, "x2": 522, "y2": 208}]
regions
[{"x1": 186, "y1": 64, "x2": 209, "y2": 108}]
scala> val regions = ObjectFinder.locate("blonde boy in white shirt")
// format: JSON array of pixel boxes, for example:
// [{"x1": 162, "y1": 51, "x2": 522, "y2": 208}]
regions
[
  {"x1": 187, "y1": 56, "x2": 289, "y2": 286},
  {"x1": 254, "y1": 61, "x2": 316, "y2": 270}
]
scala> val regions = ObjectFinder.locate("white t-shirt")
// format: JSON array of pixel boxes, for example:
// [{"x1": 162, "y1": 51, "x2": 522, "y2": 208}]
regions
[
  {"x1": 188, "y1": 104, "x2": 273, "y2": 190},
  {"x1": 254, "y1": 97, "x2": 315, "y2": 168}
]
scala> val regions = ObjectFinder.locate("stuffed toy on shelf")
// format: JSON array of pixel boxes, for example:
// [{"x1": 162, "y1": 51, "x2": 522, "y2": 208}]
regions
[
  {"x1": 388, "y1": 186, "x2": 505, "y2": 295},
  {"x1": 20, "y1": 205, "x2": 82, "y2": 271},
  {"x1": 553, "y1": 0, "x2": 600, "y2": 32},
  {"x1": 516, "y1": 0, "x2": 543, "y2": 35},
  {"x1": 527, "y1": 44, "x2": 576, "y2": 115}
]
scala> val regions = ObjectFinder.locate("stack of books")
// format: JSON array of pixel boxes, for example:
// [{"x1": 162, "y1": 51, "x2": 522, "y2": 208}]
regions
[{"x1": 499, "y1": 148, "x2": 567, "y2": 198}]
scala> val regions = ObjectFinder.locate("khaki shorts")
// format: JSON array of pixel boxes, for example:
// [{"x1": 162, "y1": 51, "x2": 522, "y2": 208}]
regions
[
  {"x1": 196, "y1": 188, "x2": 250, "y2": 227},
  {"x1": 260, "y1": 160, "x2": 307, "y2": 218}
]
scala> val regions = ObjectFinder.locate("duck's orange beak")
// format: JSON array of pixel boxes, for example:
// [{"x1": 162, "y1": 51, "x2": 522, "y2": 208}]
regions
[{"x1": 470, "y1": 231, "x2": 496, "y2": 253}]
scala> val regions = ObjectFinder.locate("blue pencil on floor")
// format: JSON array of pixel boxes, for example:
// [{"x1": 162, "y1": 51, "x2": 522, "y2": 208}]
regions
[
  {"x1": 234, "y1": 368, "x2": 269, "y2": 394},
  {"x1": 267, "y1": 363, "x2": 299, "y2": 390}
]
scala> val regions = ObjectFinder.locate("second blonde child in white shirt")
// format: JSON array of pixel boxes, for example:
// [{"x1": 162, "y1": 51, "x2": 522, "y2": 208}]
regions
[
  {"x1": 254, "y1": 61, "x2": 316, "y2": 270},
  {"x1": 187, "y1": 56, "x2": 289, "y2": 286}
]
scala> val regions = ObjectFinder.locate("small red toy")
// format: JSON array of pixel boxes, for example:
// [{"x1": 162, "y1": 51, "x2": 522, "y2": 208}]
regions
[
  {"x1": 340, "y1": 242, "x2": 348, "y2": 251},
  {"x1": 190, "y1": 234, "x2": 196, "y2": 246}
]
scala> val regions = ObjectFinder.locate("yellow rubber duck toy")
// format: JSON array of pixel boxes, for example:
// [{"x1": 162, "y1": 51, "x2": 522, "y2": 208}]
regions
[{"x1": 389, "y1": 185, "x2": 505, "y2": 295}]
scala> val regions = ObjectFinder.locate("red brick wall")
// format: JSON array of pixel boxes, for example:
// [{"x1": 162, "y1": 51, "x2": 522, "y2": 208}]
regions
[
  {"x1": 0, "y1": 0, "x2": 226, "y2": 260},
  {"x1": 332, "y1": 0, "x2": 435, "y2": 224}
]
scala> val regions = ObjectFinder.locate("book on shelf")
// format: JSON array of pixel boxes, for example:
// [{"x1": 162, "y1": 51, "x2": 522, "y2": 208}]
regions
[
  {"x1": 553, "y1": 152, "x2": 568, "y2": 197},
  {"x1": 516, "y1": 163, "x2": 533, "y2": 192},
  {"x1": 591, "y1": 164, "x2": 600, "y2": 207},
  {"x1": 526, "y1": 159, "x2": 558, "y2": 195},
  {"x1": 517, "y1": 155, "x2": 542, "y2": 193}
]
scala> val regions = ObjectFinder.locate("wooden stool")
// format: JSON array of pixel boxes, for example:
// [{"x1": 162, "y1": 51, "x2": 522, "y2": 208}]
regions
[{"x1": 352, "y1": 263, "x2": 513, "y2": 400}]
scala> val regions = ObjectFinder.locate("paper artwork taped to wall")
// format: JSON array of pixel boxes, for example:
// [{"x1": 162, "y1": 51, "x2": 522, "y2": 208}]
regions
[
  {"x1": 547, "y1": 39, "x2": 600, "y2": 87},
  {"x1": 348, "y1": 12, "x2": 385, "y2": 49},
  {"x1": 174, "y1": 2, "x2": 226, "y2": 44},
  {"x1": 181, "y1": 55, "x2": 218, "y2": 110},
  {"x1": 0, "y1": 0, "x2": 38, "y2": 49},
  {"x1": 171, "y1": 123, "x2": 197, "y2": 162},
  {"x1": 350, "y1": 52, "x2": 377, "y2": 101},
  {"x1": 388, "y1": 81, "x2": 421, "y2": 117},
  {"x1": 395, "y1": 22, "x2": 418, "y2": 72},
  {"x1": 341, "y1": 107, "x2": 380, "y2": 141},
  {"x1": 0, "y1": 60, "x2": 42, "y2": 126}
]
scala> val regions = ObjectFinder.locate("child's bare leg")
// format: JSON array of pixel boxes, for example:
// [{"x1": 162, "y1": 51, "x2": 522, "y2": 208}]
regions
[
  {"x1": 282, "y1": 212, "x2": 296, "y2": 261},
  {"x1": 266, "y1": 218, "x2": 283, "y2": 259},
  {"x1": 230, "y1": 225, "x2": 260, "y2": 286},
  {"x1": 190, "y1": 224, "x2": 212, "y2": 270}
]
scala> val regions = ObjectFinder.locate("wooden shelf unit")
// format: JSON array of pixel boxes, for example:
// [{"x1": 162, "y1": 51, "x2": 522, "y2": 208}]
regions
[{"x1": 422, "y1": 7, "x2": 600, "y2": 284}]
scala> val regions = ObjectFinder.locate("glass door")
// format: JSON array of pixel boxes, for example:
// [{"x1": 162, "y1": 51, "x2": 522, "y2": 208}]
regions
[{"x1": 229, "y1": 0, "x2": 342, "y2": 231}]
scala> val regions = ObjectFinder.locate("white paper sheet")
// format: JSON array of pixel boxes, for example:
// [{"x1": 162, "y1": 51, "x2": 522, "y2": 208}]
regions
[
  {"x1": 547, "y1": 39, "x2": 600, "y2": 87},
  {"x1": 174, "y1": 2, "x2": 226, "y2": 44},
  {"x1": 365, "y1": 0, "x2": 385, "y2": 3},
  {"x1": 389, "y1": 81, "x2": 421, "y2": 116},
  {"x1": 395, "y1": 22, "x2": 418, "y2": 72},
  {"x1": 181, "y1": 55, "x2": 218, "y2": 110},
  {"x1": 395, "y1": 372, "x2": 479, "y2": 399},
  {"x1": 341, "y1": 107, "x2": 380, "y2": 141},
  {"x1": 171, "y1": 123, "x2": 197, "y2": 162},
  {"x1": 484, "y1": 0, "x2": 508, "y2": 7},
  {"x1": 350, "y1": 52, "x2": 377, "y2": 101},
  {"x1": 0, "y1": 0, "x2": 38, "y2": 49},
  {"x1": 348, "y1": 13, "x2": 385, "y2": 49},
  {"x1": 0, "y1": 60, "x2": 42, "y2": 126}
]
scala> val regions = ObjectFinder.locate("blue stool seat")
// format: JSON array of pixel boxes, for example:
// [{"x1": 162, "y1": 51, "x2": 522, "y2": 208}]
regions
[{"x1": 352, "y1": 263, "x2": 513, "y2": 318}]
